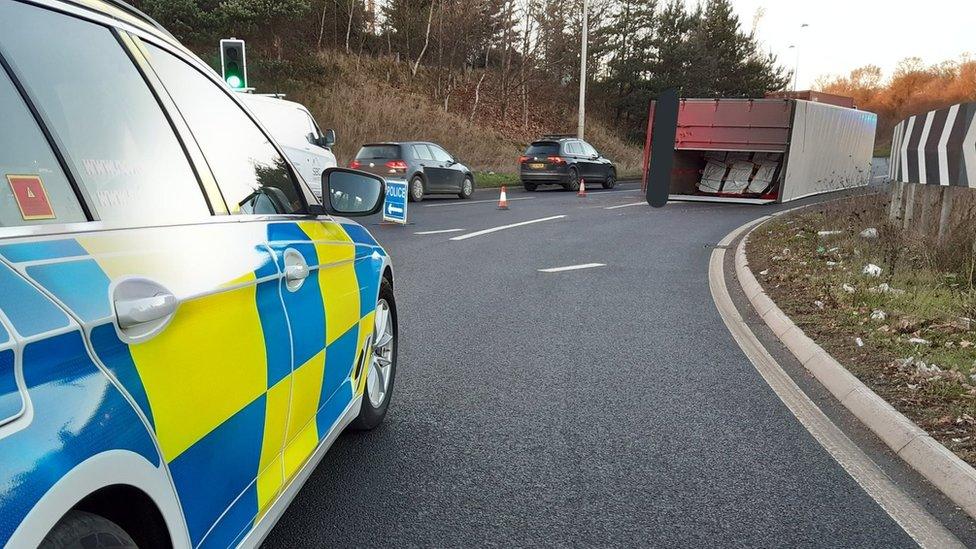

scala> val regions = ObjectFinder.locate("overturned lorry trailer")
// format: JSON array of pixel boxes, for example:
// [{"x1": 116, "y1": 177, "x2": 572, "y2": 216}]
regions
[{"x1": 641, "y1": 98, "x2": 878, "y2": 204}]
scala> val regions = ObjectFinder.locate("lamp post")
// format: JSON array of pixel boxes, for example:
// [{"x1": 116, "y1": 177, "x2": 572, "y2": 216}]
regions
[
  {"x1": 791, "y1": 23, "x2": 809, "y2": 93},
  {"x1": 578, "y1": 0, "x2": 588, "y2": 139}
]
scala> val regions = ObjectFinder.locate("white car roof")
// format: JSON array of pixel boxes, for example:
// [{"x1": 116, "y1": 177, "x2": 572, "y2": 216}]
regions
[{"x1": 238, "y1": 93, "x2": 309, "y2": 113}]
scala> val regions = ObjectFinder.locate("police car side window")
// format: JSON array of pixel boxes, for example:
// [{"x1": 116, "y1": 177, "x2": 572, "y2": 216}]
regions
[
  {"x1": 144, "y1": 44, "x2": 304, "y2": 216},
  {"x1": 0, "y1": 64, "x2": 86, "y2": 227},
  {"x1": 0, "y1": 2, "x2": 210, "y2": 227}
]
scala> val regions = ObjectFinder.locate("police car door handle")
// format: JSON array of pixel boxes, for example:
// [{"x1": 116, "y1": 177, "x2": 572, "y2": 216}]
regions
[
  {"x1": 283, "y1": 249, "x2": 310, "y2": 292},
  {"x1": 285, "y1": 263, "x2": 309, "y2": 282},
  {"x1": 116, "y1": 293, "x2": 178, "y2": 329}
]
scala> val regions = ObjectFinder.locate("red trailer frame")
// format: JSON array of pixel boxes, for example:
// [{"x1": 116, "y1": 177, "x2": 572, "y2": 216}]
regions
[
  {"x1": 641, "y1": 96, "x2": 875, "y2": 204},
  {"x1": 643, "y1": 99, "x2": 791, "y2": 194}
]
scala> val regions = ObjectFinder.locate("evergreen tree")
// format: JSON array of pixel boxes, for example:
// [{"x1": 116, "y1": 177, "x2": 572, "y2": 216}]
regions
[
  {"x1": 683, "y1": 0, "x2": 789, "y2": 97},
  {"x1": 647, "y1": 0, "x2": 694, "y2": 94},
  {"x1": 135, "y1": 0, "x2": 223, "y2": 44},
  {"x1": 603, "y1": 0, "x2": 657, "y2": 125},
  {"x1": 219, "y1": 0, "x2": 311, "y2": 60}
]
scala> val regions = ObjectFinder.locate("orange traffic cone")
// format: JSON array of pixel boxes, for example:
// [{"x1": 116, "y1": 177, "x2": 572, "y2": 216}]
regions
[
  {"x1": 497, "y1": 186, "x2": 509, "y2": 210},
  {"x1": 577, "y1": 178, "x2": 587, "y2": 197}
]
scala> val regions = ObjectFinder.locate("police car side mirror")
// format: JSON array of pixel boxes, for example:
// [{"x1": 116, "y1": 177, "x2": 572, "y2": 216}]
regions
[{"x1": 321, "y1": 167, "x2": 384, "y2": 217}]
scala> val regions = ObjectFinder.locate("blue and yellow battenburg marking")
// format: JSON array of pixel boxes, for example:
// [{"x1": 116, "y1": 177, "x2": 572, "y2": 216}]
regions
[
  {"x1": 0, "y1": 261, "x2": 160, "y2": 544},
  {"x1": 0, "y1": 218, "x2": 387, "y2": 547}
]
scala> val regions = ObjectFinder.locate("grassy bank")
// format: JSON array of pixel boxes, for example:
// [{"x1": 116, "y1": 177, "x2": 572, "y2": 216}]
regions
[{"x1": 748, "y1": 192, "x2": 976, "y2": 465}]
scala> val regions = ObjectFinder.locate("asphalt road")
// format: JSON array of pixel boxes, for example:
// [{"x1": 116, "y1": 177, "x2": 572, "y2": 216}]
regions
[{"x1": 264, "y1": 182, "x2": 946, "y2": 547}]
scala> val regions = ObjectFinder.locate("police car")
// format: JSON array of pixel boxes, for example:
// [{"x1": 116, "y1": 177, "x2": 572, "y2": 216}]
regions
[{"x1": 0, "y1": 1, "x2": 398, "y2": 547}]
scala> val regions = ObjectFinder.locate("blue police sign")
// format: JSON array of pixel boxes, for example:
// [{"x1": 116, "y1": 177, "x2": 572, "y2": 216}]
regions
[{"x1": 383, "y1": 179, "x2": 408, "y2": 224}]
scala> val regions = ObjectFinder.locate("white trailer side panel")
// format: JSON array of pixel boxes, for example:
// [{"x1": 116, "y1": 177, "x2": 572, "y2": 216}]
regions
[{"x1": 780, "y1": 100, "x2": 877, "y2": 202}]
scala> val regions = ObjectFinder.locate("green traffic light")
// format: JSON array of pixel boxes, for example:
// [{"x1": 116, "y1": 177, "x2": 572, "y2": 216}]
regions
[{"x1": 226, "y1": 75, "x2": 243, "y2": 89}]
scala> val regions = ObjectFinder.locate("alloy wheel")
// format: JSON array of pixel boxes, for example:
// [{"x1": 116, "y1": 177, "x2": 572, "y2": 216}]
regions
[{"x1": 367, "y1": 299, "x2": 395, "y2": 408}]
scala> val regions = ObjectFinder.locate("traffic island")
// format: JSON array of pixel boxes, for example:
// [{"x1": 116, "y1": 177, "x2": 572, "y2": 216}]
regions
[{"x1": 737, "y1": 191, "x2": 976, "y2": 517}]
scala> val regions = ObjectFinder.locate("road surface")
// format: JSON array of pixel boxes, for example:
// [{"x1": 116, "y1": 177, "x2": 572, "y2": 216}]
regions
[{"x1": 264, "y1": 182, "x2": 973, "y2": 547}]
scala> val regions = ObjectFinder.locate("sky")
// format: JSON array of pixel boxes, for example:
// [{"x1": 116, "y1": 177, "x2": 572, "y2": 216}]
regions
[{"x1": 710, "y1": 0, "x2": 974, "y2": 89}]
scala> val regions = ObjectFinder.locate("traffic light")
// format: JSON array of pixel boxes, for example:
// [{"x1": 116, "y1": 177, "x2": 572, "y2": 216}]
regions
[{"x1": 219, "y1": 38, "x2": 247, "y2": 90}]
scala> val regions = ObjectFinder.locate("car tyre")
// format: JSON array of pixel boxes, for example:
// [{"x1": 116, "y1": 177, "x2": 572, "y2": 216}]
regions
[
  {"x1": 563, "y1": 168, "x2": 580, "y2": 192},
  {"x1": 522, "y1": 181, "x2": 537, "y2": 192},
  {"x1": 408, "y1": 176, "x2": 424, "y2": 202},
  {"x1": 41, "y1": 511, "x2": 137, "y2": 549},
  {"x1": 458, "y1": 176, "x2": 474, "y2": 199},
  {"x1": 602, "y1": 170, "x2": 617, "y2": 189},
  {"x1": 351, "y1": 278, "x2": 397, "y2": 431}
]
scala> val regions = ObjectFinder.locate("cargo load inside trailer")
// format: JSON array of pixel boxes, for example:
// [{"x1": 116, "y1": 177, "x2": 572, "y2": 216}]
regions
[
  {"x1": 671, "y1": 150, "x2": 785, "y2": 200},
  {"x1": 642, "y1": 97, "x2": 877, "y2": 204}
]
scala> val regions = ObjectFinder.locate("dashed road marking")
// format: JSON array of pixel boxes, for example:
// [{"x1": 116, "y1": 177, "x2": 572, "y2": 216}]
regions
[
  {"x1": 538, "y1": 263, "x2": 605, "y2": 273},
  {"x1": 424, "y1": 196, "x2": 534, "y2": 207},
  {"x1": 605, "y1": 201, "x2": 647, "y2": 210},
  {"x1": 450, "y1": 215, "x2": 566, "y2": 241},
  {"x1": 414, "y1": 228, "x2": 465, "y2": 235}
]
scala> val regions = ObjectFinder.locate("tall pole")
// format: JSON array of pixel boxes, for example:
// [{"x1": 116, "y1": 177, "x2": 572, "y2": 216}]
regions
[
  {"x1": 792, "y1": 23, "x2": 809, "y2": 93},
  {"x1": 578, "y1": 0, "x2": 588, "y2": 139},
  {"x1": 792, "y1": 45, "x2": 799, "y2": 92}
]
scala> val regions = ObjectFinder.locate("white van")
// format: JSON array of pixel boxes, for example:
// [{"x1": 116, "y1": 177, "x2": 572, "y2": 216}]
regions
[{"x1": 239, "y1": 93, "x2": 338, "y2": 199}]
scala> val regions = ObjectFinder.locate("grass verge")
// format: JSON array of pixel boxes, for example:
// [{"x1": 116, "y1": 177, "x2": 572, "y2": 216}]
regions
[
  {"x1": 474, "y1": 172, "x2": 521, "y2": 189},
  {"x1": 747, "y1": 193, "x2": 976, "y2": 466}
]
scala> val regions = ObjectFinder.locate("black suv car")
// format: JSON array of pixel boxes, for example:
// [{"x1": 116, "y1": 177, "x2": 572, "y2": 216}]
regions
[{"x1": 518, "y1": 136, "x2": 616, "y2": 191}]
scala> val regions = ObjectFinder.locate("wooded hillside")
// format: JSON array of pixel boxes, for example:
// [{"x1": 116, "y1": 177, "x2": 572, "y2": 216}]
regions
[{"x1": 133, "y1": 0, "x2": 791, "y2": 154}]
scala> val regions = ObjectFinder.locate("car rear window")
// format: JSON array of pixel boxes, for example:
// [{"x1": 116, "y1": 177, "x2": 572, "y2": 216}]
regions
[
  {"x1": 356, "y1": 145, "x2": 400, "y2": 160},
  {"x1": 525, "y1": 142, "x2": 560, "y2": 156}
]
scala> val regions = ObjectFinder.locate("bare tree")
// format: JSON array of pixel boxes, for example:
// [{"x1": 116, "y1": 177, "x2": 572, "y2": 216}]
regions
[
  {"x1": 470, "y1": 18, "x2": 497, "y2": 121},
  {"x1": 411, "y1": 0, "x2": 435, "y2": 76},
  {"x1": 317, "y1": 1, "x2": 328, "y2": 49},
  {"x1": 345, "y1": 0, "x2": 357, "y2": 52},
  {"x1": 521, "y1": 0, "x2": 533, "y2": 128}
]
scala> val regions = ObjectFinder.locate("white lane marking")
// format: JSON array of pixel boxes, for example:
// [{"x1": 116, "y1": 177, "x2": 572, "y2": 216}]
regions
[
  {"x1": 605, "y1": 201, "x2": 647, "y2": 210},
  {"x1": 414, "y1": 228, "x2": 465, "y2": 235},
  {"x1": 424, "y1": 196, "x2": 534, "y2": 207},
  {"x1": 538, "y1": 263, "x2": 605, "y2": 273},
  {"x1": 709, "y1": 225, "x2": 963, "y2": 549},
  {"x1": 450, "y1": 215, "x2": 566, "y2": 241}
]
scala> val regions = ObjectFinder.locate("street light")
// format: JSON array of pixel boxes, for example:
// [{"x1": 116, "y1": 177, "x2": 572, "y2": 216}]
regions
[
  {"x1": 791, "y1": 23, "x2": 809, "y2": 93},
  {"x1": 578, "y1": 0, "x2": 588, "y2": 139}
]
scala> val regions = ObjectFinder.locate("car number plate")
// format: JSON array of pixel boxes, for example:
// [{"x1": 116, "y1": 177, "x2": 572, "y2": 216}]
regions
[{"x1": 529, "y1": 163, "x2": 545, "y2": 169}]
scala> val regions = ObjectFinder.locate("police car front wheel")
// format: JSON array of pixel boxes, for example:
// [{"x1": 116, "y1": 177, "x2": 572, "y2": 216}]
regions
[{"x1": 352, "y1": 278, "x2": 397, "y2": 430}]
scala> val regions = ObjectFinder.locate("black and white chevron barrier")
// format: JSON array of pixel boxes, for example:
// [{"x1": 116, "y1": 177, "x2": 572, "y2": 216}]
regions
[{"x1": 888, "y1": 102, "x2": 976, "y2": 187}]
